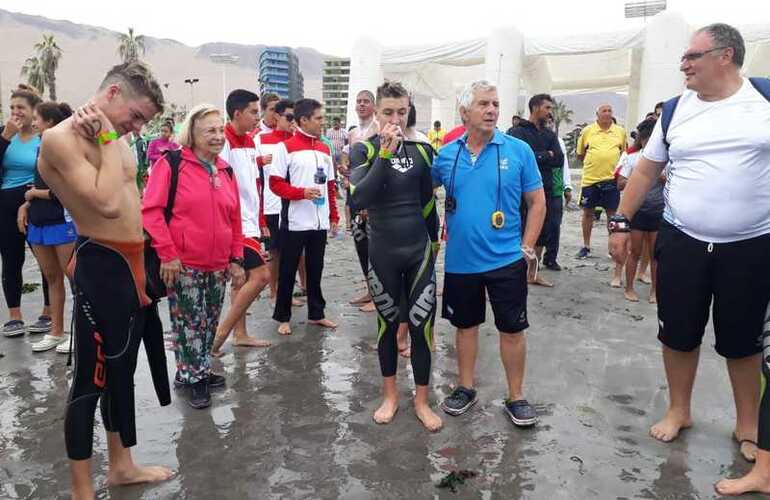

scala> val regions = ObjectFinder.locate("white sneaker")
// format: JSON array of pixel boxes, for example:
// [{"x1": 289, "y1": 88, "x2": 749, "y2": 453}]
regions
[
  {"x1": 55, "y1": 334, "x2": 72, "y2": 354},
  {"x1": 32, "y1": 334, "x2": 66, "y2": 352}
]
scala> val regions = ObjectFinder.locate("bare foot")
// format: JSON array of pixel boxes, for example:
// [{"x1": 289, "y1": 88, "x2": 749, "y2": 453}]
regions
[
  {"x1": 106, "y1": 464, "x2": 174, "y2": 487},
  {"x1": 610, "y1": 276, "x2": 622, "y2": 288},
  {"x1": 292, "y1": 297, "x2": 305, "y2": 307},
  {"x1": 233, "y1": 336, "x2": 271, "y2": 348},
  {"x1": 415, "y1": 403, "x2": 443, "y2": 432},
  {"x1": 649, "y1": 293, "x2": 657, "y2": 304},
  {"x1": 734, "y1": 432, "x2": 759, "y2": 462},
  {"x1": 373, "y1": 398, "x2": 399, "y2": 424},
  {"x1": 349, "y1": 293, "x2": 371, "y2": 305},
  {"x1": 211, "y1": 333, "x2": 228, "y2": 356},
  {"x1": 637, "y1": 273, "x2": 652, "y2": 284},
  {"x1": 359, "y1": 301, "x2": 376, "y2": 313},
  {"x1": 527, "y1": 276, "x2": 554, "y2": 287},
  {"x1": 624, "y1": 289, "x2": 639, "y2": 302},
  {"x1": 650, "y1": 410, "x2": 692, "y2": 442},
  {"x1": 277, "y1": 322, "x2": 292, "y2": 336},
  {"x1": 399, "y1": 346, "x2": 411, "y2": 358},
  {"x1": 309, "y1": 318, "x2": 338, "y2": 329},
  {"x1": 715, "y1": 469, "x2": 770, "y2": 496}
]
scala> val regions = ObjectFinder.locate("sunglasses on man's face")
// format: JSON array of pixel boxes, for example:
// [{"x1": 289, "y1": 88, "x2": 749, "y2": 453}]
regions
[{"x1": 281, "y1": 113, "x2": 295, "y2": 122}]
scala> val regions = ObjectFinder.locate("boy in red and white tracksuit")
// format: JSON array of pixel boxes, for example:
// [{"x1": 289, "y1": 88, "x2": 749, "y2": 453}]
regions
[
  {"x1": 212, "y1": 90, "x2": 272, "y2": 353},
  {"x1": 269, "y1": 99, "x2": 339, "y2": 335}
]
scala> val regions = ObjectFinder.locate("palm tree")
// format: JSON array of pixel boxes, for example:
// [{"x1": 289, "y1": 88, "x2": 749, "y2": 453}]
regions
[
  {"x1": 552, "y1": 99, "x2": 574, "y2": 136},
  {"x1": 34, "y1": 34, "x2": 62, "y2": 100},
  {"x1": 20, "y1": 56, "x2": 46, "y2": 96},
  {"x1": 117, "y1": 27, "x2": 146, "y2": 63}
]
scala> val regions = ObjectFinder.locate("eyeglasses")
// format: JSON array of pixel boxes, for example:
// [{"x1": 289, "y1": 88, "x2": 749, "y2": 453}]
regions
[
  {"x1": 680, "y1": 46, "x2": 728, "y2": 63},
  {"x1": 281, "y1": 113, "x2": 295, "y2": 122}
]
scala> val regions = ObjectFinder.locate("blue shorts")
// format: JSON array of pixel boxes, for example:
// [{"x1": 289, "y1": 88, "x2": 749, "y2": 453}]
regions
[
  {"x1": 27, "y1": 221, "x2": 77, "y2": 246},
  {"x1": 579, "y1": 180, "x2": 620, "y2": 211}
]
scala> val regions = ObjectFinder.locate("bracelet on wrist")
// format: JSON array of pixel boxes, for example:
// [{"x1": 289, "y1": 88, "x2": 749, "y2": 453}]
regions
[{"x1": 97, "y1": 130, "x2": 118, "y2": 145}]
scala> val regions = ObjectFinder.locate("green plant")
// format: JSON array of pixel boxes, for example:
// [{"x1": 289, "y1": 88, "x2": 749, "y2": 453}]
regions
[
  {"x1": 563, "y1": 122, "x2": 588, "y2": 166},
  {"x1": 35, "y1": 34, "x2": 62, "y2": 100},
  {"x1": 117, "y1": 27, "x2": 146, "y2": 63},
  {"x1": 552, "y1": 98, "x2": 574, "y2": 136},
  {"x1": 20, "y1": 56, "x2": 46, "y2": 95}
]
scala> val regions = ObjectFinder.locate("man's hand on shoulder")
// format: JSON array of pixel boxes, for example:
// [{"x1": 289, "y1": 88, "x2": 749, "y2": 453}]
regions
[{"x1": 73, "y1": 102, "x2": 116, "y2": 141}]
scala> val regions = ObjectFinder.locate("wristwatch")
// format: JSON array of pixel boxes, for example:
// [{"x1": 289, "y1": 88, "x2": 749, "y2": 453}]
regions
[
  {"x1": 608, "y1": 214, "x2": 631, "y2": 233},
  {"x1": 229, "y1": 257, "x2": 245, "y2": 267}
]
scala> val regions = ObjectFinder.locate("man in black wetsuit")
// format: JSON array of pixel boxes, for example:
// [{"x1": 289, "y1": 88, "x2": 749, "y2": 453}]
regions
[
  {"x1": 38, "y1": 62, "x2": 172, "y2": 499},
  {"x1": 349, "y1": 81, "x2": 442, "y2": 431}
]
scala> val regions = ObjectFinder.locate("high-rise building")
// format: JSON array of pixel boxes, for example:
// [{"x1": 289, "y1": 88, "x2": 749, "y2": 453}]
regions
[
  {"x1": 322, "y1": 58, "x2": 350, "y2": 126},
  {"x1": 258, "y1": 47, "x2": 304, "y2": 101}
]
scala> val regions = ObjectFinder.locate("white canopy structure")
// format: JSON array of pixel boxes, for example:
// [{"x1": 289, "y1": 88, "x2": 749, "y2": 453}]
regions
[{"x1": 346, "y1": 11, "x2": 770, "y2": 131}]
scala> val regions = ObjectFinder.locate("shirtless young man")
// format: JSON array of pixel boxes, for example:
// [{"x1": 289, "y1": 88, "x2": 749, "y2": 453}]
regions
[{"x1": 38, "y1": 62, "x2": 173, "y2": 500}]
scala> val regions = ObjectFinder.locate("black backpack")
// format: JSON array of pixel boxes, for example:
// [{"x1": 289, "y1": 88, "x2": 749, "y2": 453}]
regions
[
  {"x1": 661, "y1": 77, "x2": 770, "y2": 149},
  {"x1": 144, "y1": 149, "x2": 233, "y2": 300}
]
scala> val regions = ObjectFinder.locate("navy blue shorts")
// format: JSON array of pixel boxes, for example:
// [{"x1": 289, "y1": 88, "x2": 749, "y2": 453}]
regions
[{"x1": 579, "y1": 180, "x2": 620, "y2": 211}]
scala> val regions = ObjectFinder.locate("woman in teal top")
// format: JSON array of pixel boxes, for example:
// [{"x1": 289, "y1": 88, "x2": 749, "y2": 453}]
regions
[{"x1": 0, "y1": 85, "x2": 50, "y2": 337}]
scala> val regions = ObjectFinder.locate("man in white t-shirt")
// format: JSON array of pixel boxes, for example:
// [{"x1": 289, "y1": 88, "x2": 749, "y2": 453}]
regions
[{"x1": 609, "y1": 23, "x2": 770, "y2": 496}]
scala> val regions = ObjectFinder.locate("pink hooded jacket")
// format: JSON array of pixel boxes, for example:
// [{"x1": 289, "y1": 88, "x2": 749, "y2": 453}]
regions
[{"x1": 142, "y1": 147, "x2": 244, "y2": 271}]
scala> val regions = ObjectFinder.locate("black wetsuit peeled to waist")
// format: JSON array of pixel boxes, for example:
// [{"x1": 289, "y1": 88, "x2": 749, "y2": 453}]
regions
[{"x1": 350, "y1": 137, "x2": 439, "y2": 385}]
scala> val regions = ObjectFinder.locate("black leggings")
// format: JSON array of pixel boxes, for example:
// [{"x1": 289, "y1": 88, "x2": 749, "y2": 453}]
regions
[
  {"x1": 368, "y1": 239, "x2": 436, "y2": 386},
  {"x1": 760, "y1": 304, "x2": 770, "y2": 451},
  {"x1": 65, "y1": 239, "x2": 143, "y2": 460},
  {"x1": 0, "y1": 185, "x2": 49, "y2": 310}
]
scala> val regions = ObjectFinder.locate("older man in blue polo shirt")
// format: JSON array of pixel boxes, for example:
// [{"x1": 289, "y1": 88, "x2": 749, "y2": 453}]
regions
[{"x1": 433, "y1": 80, "x2": 546, "y2": 427}]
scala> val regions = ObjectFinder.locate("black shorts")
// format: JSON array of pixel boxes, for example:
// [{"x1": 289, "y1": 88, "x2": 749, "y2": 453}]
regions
[
  {"x1": 656, "y1": 222, "x2": 770, "y2": 359},
  {"x1": 631, "y1": 210, "x2": 662, "y2": 232},
  {"x1": 264, "y1": 214, "x2": 281, "y2": 252},
  {"x1": 442, "y1": 259, "x2": 529, "y2": 333},
  {"x1": 243, "y1": 237, "x2": 266, "y2": 271},
  {"x1": 579, "y1": 180, "x2": 620, "y2": 211}
]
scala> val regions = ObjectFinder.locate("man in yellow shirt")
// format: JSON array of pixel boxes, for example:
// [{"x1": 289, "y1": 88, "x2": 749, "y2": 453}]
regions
[
  {"x1": 427, "y1": 120, "x2": 446, "y2": 152},
  {"x1": 575, "y1": 105, "x2": 626, "y2": 267}
]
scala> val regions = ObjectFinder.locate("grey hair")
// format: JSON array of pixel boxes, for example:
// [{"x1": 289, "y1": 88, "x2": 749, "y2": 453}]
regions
[
  {"x1": 696, "y1": 23, "x2": 745, "y2": 68},
  {"x1": 458, "y1": 80, "x2": 497, "y2": 110}
]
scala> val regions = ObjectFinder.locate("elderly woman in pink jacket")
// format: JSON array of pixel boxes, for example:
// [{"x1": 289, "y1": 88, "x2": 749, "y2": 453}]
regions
[{"x1": 142, "y1": 104, "x2": 245, "y2": 410}]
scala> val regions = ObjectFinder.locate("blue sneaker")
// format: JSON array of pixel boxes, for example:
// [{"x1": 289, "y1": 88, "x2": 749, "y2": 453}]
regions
[
  {"x1": 504, "y1": 399, "x2": 538, "y2": 427},
  {"x1": 575, "y1": 247, "x2": 591, "y2": 259}
]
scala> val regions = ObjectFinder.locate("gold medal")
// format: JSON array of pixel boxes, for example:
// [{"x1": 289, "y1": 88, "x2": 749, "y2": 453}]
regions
[{"x1": 491, "y1": 211, "x2": 505, "y2": 229}]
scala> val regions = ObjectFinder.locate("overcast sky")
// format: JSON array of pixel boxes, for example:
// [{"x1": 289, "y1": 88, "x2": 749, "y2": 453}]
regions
[{"x1": 1, "y1": 0, "x2": 766, "y2": 56}]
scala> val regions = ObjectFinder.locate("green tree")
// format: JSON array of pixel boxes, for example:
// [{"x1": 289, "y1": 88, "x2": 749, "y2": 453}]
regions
[
  {"x1": 552, "y1": 99, "x2": 574, "y2": 136},
  {"x1": 20, "y1": 56, "x2": 46, "y2": 96},
  {"x1": 117, "y1": 27, "x2": 146, "y2": 63},
  {"x1": 34, "y1": 34, "x2": 62, "y2": 100},
  {"x1": 563, "y1": 122, "x2": 588, "y2": 166}
]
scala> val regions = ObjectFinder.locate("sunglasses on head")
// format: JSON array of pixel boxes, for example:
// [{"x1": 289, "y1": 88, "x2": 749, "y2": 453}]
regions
[{"x1": 281, "y1": 113, "x2": 295, "y2": 122}]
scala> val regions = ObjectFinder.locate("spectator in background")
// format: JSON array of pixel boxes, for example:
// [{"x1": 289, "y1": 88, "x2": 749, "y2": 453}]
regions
[
  {"x1": 427, "y1": 120, "x2": 446, "y2": 152},
  {"x1": 654, "y1": 101, "x2": 664, "y2": 118},
  {"x1": 575, "y1": 104, "x2": 627, "y2": 287},
  {"x1": 511, "y1": 94, "x2": 563, "y2": 285},
  {"x1": 616, "y1": 118, "x2": 662, "y2": 304},
  {"x1": 143, "y1": 104, "x2": 246, "y2": 409},
  {"x1": 506, "y1": 114, "x2": 522, "y2": 135},
  {"x1": 257, "y1": 93, "x2": 281, "y2": 135},
  {"x1": 1, "y1": 84, "x2": 52, "y2": 338},
  {"x1": 405, "y1": 99, "x2": 430, "y2": 143},
  {"x1": 146, "y1": 120, "x2": 179, "y2": 167},
  {"x1": 17, "y1": 101, "x2": 77, "y2": 353},
  {"x1": 327, "y1": 117, "x2": 348, "y2": 163}
]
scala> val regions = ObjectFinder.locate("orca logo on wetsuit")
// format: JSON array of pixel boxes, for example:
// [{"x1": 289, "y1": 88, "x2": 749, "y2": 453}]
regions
[
  {"x1": 409, "y1": 282, "x2": 436, "y2": 326},
  {"x1": 367, "y1": 269, "x2": 399, "y2": 322},
  {"x1": 93, "y1": 332, "x2": 106, "y2": 389},
  {"x1": 389, "y1": 157, "x2": 414, "y2": 174}
]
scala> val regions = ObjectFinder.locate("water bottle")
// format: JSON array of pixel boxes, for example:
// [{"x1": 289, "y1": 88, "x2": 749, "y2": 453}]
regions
[{"x1": 313, "y1": 166, "x2": 326, "y2": 206}]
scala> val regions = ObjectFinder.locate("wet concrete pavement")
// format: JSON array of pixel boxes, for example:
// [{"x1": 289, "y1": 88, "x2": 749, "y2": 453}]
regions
[{"x1": 0, "y1": 207, "x2": 757, "y2": 499}]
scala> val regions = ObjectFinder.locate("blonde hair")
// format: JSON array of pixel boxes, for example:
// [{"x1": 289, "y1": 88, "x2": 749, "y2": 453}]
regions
[{"x1": 177, "y1": 104, "x2": 222, "y2": 148}]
